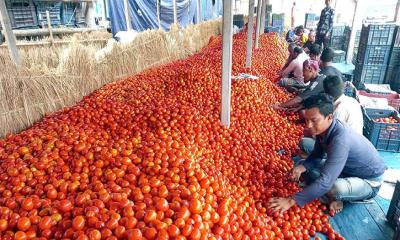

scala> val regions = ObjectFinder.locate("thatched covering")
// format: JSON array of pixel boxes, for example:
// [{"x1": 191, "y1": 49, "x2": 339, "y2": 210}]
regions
[{"x1": 0, "y1": 20, "x2": 222, "y2": 137}]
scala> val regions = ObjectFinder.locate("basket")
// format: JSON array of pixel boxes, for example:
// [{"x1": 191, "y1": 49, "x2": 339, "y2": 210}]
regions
[{"x1": 358, "y1": 90, "x2": 400, "y2": 111}]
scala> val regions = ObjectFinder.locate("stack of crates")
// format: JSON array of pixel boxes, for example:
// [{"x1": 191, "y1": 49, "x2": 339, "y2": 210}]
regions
[
  {"x1": 271, "y1": 13, "x2": 284, "y2": 34},
  {"x1": 4, "y1": 0, "x2": 38, "y2": 29},
  {"x1": 387, "y1": 28, "x2": 400, "y2": 93},
  {"x1": 304, "y1": 13, "x2": 318, "y2": 29},
  {"x1": 329, "y1": 25, "x2": 347, "y2": 51},
  {"x1": 61, "y1": 2, "x2": 77, "y2": 27},
  {"x1": 387, "y1": 182, "x2": 400, "y2": 240},
  {"x1": 352, "y1": 30, "x2": 362, "y2": 64},
  {"x1": 233, "y1": 14, "x2": 244, "y2": 29},
  {"x1": 264, "y1": 4, "x2": 272, "y2": 29},
  {"x1": 34, "y1": 1, "x2": 62, "y2": 27},
  {"x1": 353, "y1": 24, "x2": 398, "y2": 88}
]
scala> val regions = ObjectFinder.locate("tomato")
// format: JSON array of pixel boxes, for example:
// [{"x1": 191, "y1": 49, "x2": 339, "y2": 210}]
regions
[
  {"x1": 72, "y1": 216, "x2": 85, "y2": 230},
  {"x1": 17, "y1": 217, "x2": 31, "y2": 231}
]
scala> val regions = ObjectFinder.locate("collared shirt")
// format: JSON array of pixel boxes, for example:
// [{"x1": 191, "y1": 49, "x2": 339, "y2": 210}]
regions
[
  {"x1": 298, "y1": 74, "x2": 326, "y2": 100},
  {"x1": 281, "y1": 52, "x2": 310, "y2": 82},
  {"x1": 317, "y1": 7, "x2": 335, "y2": 35},
  {"x1": 334, "y1": 95, "x2": 363, "y2": 135},
  {"x1": 294, "y1": 119, "x2": 386, "y2": 207}
]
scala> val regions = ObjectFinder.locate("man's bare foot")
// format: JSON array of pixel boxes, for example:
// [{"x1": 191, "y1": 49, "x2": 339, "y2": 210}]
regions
[{"x1": 329, "y1": 200, "x2": 343, "y2": 214}]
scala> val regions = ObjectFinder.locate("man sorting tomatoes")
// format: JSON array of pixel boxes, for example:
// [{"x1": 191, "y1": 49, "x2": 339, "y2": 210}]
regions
[{"x1": 268, "y1": 94, "x2": 387, "y2": 214}]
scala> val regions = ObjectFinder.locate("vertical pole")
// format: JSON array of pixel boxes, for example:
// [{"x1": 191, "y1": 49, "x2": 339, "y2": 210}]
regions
[
  {"x1": 260, "y1": 0, "x2": 267, "y2": 34},
  {"x1": 157, "y1": 0, "x2": 161, "y2": 28},
  {"x1": 0, "y1": 0, "x2": 21, "y2": 67},
  {"x1": 173, "y1": 0, "x2": 177, "y2": 24},
  {"x1": 46, "y1": 11, "x2": 54, "y2": 43},
  {"x1": 221, "y1": 0, "x2": 233, "y2": 127},
  {"x1": 395, "y1": 0, "x2": 400, "y2": 23},
  {"x1": 246, "y1": 0, "x2": 255, "y2": 67},
  {"x1": 346, "y1": 0, "x2": 361, "y2": 64},
  {"x1": 255, "y1": 0, "x2": 262, "y2": 49},
  {"x1": 196, "y1": 0, "x2": 202, "y2": 23},
  {"x1": 124, "y1": 0, "x2": 132, "y2": 31}
]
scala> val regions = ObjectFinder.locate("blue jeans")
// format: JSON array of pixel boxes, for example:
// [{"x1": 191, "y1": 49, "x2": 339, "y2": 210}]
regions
[{"x1": 301, "y1": 160, "x2": 384, "y2": 202}]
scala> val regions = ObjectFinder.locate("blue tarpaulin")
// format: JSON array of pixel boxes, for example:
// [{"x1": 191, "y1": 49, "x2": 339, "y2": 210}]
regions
[{"x1": 108, "y1": 0, "x2": 222, "y2": 35}]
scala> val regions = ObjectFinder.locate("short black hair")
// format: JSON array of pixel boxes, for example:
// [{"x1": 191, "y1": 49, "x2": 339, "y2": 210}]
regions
[
  {"x1": 294, "y1": 46, "x2": 303, "y2": 54},
  {"x1": 309, "y1": 44, "x2": 321, "y2": 56},
  {"x1": 295, "y1": 25, "x2": 304, "y2": 35},
  {"x1": 320, "y1": 47, "x2": 335, "y2": 63},
  {"x1": 303, "y1": 94, "x2": 334, "y2": 117},
  {"x1": 323, "y1": 75, "x2": 344, "y2": 99}
]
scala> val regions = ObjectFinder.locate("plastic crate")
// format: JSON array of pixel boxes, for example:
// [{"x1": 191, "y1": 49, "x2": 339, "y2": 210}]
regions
[
  {"x1": 356, "y1": 44, "x2": 392, "y2": 65},
  {"x1": 35, "y1": 1, "x2": 62, "y2": 26},
  {"x1": 354, "y1": 64, "x2": 388, "y2": 87},
  {"x1": 358, "y1": 90, "x2": 400, "y2": 111},
  {"x1": 363, "y1": 108, "x2": 400, "y2": 152},
  {"x1": 329, "y1": 36, "x2": 345, "y2": 50},
  {"x1": 265, "y1": 26, "x2": 283, "y2": 35},
  {"x1": 61, "y1": 2, "x2": 76, "y2": 26},
  {"x1": 390, "y1": 68, "x2": 400, "y2": 94},
  {"x1": 333, "y1": 50, "x2": 346, "y2": 63},
  {"x1": 360, "y1": 24, "x2": 398, "y2": 46},
  {"x1": 386, "y1": 65, "x2": 400, "y2": 86},
  {"x1": 304, "y1": 13, "x2": 318, "y2": 29},
  {"x1": 387, "y1": 181, "x2": 400, "y2": 229},
  {"x1": 331, "y1": 25, "x2": 346, "y2": 37},
  {"x1": 5, "y1": 0, "x2": 38, "y2": 29},
  {"x1": 394, "y1": 26, "x2": 400, "y2": 48},
  {"x1": 272, "y1": 13, "x2": 284, "y2": 27},
  {"x1": 389, "y1": 47, "x2": 400, "y2": 67}
]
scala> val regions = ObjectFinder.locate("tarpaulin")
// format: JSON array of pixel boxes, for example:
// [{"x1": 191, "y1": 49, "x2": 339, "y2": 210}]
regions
[{"x1": 108, "y1": 0, "x2": 222, "y2": 35}]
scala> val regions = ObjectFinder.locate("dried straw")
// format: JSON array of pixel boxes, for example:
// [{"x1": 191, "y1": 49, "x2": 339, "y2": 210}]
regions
[{"x1": 0, "y1": 19, "x2": 222, "y2": 137}]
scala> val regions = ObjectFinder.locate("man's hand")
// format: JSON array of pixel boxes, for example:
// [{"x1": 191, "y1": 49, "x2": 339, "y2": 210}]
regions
[
  {"x1": 271, "y1": 104, "x2": 285, "y2": 111},
  {"x1": 291, "y1": 164, "x2": 306, "y2": 182},
  {"x1": 268, "y1": 197, "x2": 296, "y2": 214}
]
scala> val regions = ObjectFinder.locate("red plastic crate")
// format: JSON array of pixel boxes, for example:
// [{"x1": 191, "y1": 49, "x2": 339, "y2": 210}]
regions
[{"x1": 358, "y1": 90, "x2": 400, "y2": 111}]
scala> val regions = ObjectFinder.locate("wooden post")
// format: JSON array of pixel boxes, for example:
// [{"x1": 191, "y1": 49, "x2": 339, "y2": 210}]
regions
[
  {"x1": 46, "y1": 11, "x2": 54, "y2": 43},
  {"x1": 173, "y1": 0, "x2": 177, "y2": 24},
  {"x1": 246, "y1": 0, "x2": 255, "y2": 67},
  {"x1": 255, "y1": 0, "x2": 262, "y2": 49},
  {"x1": 0, "y1": 0, "x2": 21, "y2": 67},
  {"x1": 124, "y1": 0, "x2": 132, "y2": 31},
  {"x1": 196, "y1": 0, "x2": 202, "y2": 23},
  {"x1": 157, "y1": 0, "x2": 161, "y2": 28},
  {"x1": 346, "y1": 0, "x2": 362, "y2": 64},
  {"x1": 221, "y1": 0, "x2": 233, "y2": 127}
]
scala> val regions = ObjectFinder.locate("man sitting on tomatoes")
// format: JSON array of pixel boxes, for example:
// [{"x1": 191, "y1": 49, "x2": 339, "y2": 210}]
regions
[{"x1": 268, "y1": 94, "x2": 386, "y2": 214}]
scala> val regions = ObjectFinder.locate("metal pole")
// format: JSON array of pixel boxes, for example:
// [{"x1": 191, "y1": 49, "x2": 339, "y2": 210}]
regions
[
  {"x1": 346, "y1": 0, "x2": 361, "y2": 64},
  {"x1": 0, "y1": 0, "x2": 21, "y2": 67},
  {"x1": 157, "y1": 0, "x2": 161, "y2": 28},
  {"x1": 196, "y1": 0, "x2": 202, "y2": 23},
  {"x1": 246, "y1": 0, "x2": 255, "y2": 67},
  {"x1": 395, "y1": 0, "x2": 400, "y2": 23},
  {"x1": 260, "y1": 0, "x2": 267, "y2": 35},
  {"x1": 124, "y1": 0, "x2": 132, "y2": 31},
  {"x1": 221, "y1": 0, "x2": 233, "y2": 127},
  {"x1": 46, "y1": 11, "x2": 54, "y2": 43},
  {"x1": 255, "y1": 0, "x2": 262, "y2": 49},
  {"x1": 173, "y1": 0, "x2": 177, "y2": 24}
]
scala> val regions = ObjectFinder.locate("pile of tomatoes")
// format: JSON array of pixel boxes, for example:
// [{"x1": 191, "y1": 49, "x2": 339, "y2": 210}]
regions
[
  {"x1": 374, "y1": 116, "x2": 399, "y2": 124},
  {"x1": 0, "y1": 32, "x2": 342, "y2": 239}
]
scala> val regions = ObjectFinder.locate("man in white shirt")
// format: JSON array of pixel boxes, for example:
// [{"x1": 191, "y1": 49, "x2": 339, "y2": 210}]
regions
[
  {"x1": 300, "y1": 75, "x2": 364, "y2": 156},
  {"x1": 279, "y1": 47, "x2": 310, "y2": 89}
]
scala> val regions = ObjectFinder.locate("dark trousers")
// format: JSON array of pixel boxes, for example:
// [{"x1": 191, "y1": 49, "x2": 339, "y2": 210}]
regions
[{"x1": 316, "y1": 33, "x2": 330, "y2": 49}]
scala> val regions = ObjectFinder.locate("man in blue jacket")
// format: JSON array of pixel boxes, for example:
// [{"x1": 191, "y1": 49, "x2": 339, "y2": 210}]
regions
[{"x1": 268, "y1": 94, "x2": 386, "y2": 214}]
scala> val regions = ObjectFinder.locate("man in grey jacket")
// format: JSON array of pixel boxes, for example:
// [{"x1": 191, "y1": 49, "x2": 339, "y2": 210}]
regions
[{"x1": 268, "y1": 94, "x2": 386, "y2": 214}]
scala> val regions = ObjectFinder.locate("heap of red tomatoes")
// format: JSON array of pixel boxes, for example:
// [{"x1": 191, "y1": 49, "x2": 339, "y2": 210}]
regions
[
  {"x1": 374, "y1": 116, "x2": 399, "y2": 124},
  {"x1": 0, "y1": 32, "x2": 343, "y2": 239}
]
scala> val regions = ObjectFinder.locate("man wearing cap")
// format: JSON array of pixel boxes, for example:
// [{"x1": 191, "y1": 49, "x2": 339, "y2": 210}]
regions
[{"x1": 274, "y1": 59, "x2": 326, "y2": 112}]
